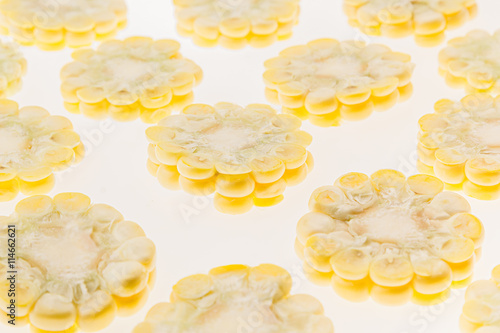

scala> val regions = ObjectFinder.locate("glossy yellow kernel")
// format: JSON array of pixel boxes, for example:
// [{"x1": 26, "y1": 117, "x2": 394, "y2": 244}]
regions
[
  {"x1": 61, "y1": 38, "x2": 202, "y2": 123},
  {"x1": 0, "y1": 0, "x2": 127, "y2": 49},
  {"x1": 344, "y1": 0, "x2": 475, "y2": 46},
  {"x1": 298, "y1": 170, "x2": 481, "y2": 305},
  {"x1": 0, "y1": 194, "x2": 155, "y2": 333},
  {"x1": 148, "y1": 103, "x2": 312, "y2": 214},
  {"x1": 134, "y1": 264, "x2": 333, "y2": 332}
]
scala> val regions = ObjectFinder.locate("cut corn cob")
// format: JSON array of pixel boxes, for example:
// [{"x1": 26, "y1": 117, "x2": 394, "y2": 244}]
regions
[
  {"x1": 296, "y1": 170, "x2": 483, "y2": 306},
  {"x1": 0, "y1": 41, "x2": 26, "y2": 98},
  {"x1": 263, "y1": 39, "x2": 415, "y2": 127},
  {"x1": 146, "y1": 102, "x2": 313, "y2": 214},
  {"x1": 460, "y1": 265, "x2": 500, "y2": 333},
  {"x1": 0, "y1": 193, "x2": 156, "y2": 332},
  {"x1": 344, "y1": 0, "x2": 477, "y2": 47},
  {"x1": 133, "y1": 264, "x2": 334, "y2": 333},
  {"x1": 417, "y1": 94, "x2": 500, "y2": 200},
  {"x1": 60, "y1": 37, "x2": 202, "y2": 123},
  {"x1": 0, "y1": 100, "x2": 83, "y2": 202},
  {"x1": 439, "y1": 30, "x2": 500, "y2": 94},
  {"x1": 173, "y1": 0, "x2": 300, "y2": 49},
  {"x1": 0, "y1": 0, "x2": 127, "y2": 50}
]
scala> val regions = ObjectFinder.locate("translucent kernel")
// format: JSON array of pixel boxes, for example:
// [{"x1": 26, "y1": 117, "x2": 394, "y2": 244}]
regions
[
  {"x1": 60, "y1": 38, "x2": 202, "y2": 123},
  {"x1": 147, "y1": 103, "x2": 312, "y2": 214},
  {"x1": 0, "y1": 193, "x2": 156, "y2": 332},
  {"x1": 264, "y1": 39, "x2": 414, "y2": 126},
  {"x1": 133, "y1": 264, "x2": 334, "y2": 332},
  {"x1": 296, "y1": 170, "x2": 482, "y2": 305}
]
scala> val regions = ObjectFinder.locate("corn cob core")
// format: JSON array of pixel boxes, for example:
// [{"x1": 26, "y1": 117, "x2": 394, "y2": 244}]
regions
[
  {"x1": 0, "y1": 193, "x2": 156, "y2": 332},
  {"x1": 0, "y1": 0, "x2": 127, "y2": 50},
  {"x1": 343, "y1": 0, "x2": 477, "y2": 47},
  {"x1": 417, "y1": 94, "x2": 500, "y2": 200},
  {"x1": 296, "y1": 170, "x2": 483, "y2": 306},
  {"x1": 439, "y1": 30, "x2": 500, "y2": 94},
  {"x1": 173, "y1": 0, "x2": 300, "y2": 48},
  {"x1": 133, "y1": 264, "x2": 334, "y2": 333},
  {"x1": 0, "y1": 100, "x2": 83, "y2": 202},
  {"x1": 460, "y1": 265, "x2": 500, "y2": 333},
  {"x1": 146, "y1": 102, "x2": 313, "y2": 214},
  {"x1": 0, "y1": 40, "x2": 25, "y2": 98},
  {"x1": 263, "y1": 39, "x2": 414, "y2": 127},
  {"x1": 60, "y1": 37, "x2": 203, "y2": 123}
]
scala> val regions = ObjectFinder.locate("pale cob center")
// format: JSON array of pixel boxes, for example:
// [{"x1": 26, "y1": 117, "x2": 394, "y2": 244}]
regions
[
  {"x1": 107, "y1": 58, "x2": 152, "y2": 83},
  {"x1": 0, "y1": 125, "x2": 30, "y2": 155},
  {"x1": 5, "y1": 0, "x2": 116, "y2": 18},
  {"x1": 203, "y1": 123, "x2": 258, "y2": 153},
  {"x1": 474, "y1": 122, "x2": 500, "y2": 149},
  {"x1": 315, "y1": 56, "x2": 365, "y2": 79}
]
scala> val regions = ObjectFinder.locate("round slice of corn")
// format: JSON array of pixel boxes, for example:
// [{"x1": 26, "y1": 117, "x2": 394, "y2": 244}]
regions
[
  {"x1": 460, "y1": 265, "x2": 500, "y2": 333},
  {"x1": 297, "y1": 170, "x2": 484, "y2": 306},
  {"x1": 416, "y1": 93, "x2": 500, "y2": 200},
  {"x1": 132, "y1": 264, "x2": 333, "y2": 333},
  {"x1": 60, "y1": 37, "x2": 202, "y2": 123},
  {"x1": 0, "y1": 100, "x2": 83, "y2": 202},
  {"x1": 263, "y1": 39, "x2": 415, "y2": 127},
  {"x1": 0, "y1": 41, "x2": 26, "y2": 98},
  {"x1": 0, "y1": 0, "x2": 127, "y2": 50},
  {"x1": 147, "y1": 102, "x2": 313, "y2": 214},
  {"x1": 0, "y1": 193, "x2": 156, "y2": 332},
  {"x1": 173, "y1": 0, "x2": 300, "y2": 49},
  {"x1": 439, "y1": 29, "x2": 500, "y2": 94},
  {"x1": 344, "y1": 0, "x2": 477, "y2": 47}
]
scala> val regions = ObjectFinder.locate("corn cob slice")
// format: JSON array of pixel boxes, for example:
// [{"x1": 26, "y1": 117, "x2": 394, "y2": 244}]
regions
[
  {"x1": 133, "y1": 264, "x2": 334, "y2": 333},
  {"x1": 146, "y1": 102, "x2": 313, "y2": 214},
  {"x1": 0, "y1": 40, "x2": 26, "y2": 98},
  {"x1": 417, "y1": 94, "x2": 500, "y2": 200},
  {"x1": 0, "y1": 193, "x2": 156, "y2": 332},
  {"x1": 60, "y1": 37, "x2": 202, "y2": 123},
  {"x1": 344, "y1": 0, "x2": 477, "y2": 47},
  {"x1": 439, "y1": 30, "x2": 500, "y2": 94},
  {"x1": 0, "y1": 0, "x2": 127, "y2": 50},
  {"x1": 296, "y1": 170, "x2": 484, "y2": 306},
  {"x1": 173, "y1": 0, "x2": 300, "y2": 49},
  {"x1": 0, "y1": 100, "x2": 83, "y2": 202},
  {"x1": 263, "y1": 39, "x2": 415, "y2": 127},
  {"x1": 460, "y1": 265, "x2": 500, "y2": 333}
]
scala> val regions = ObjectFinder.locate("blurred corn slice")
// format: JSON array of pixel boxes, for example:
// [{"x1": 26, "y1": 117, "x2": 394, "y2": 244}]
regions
[
  {"x1": 296, "y1": 170, "x2": 484, "y2": 306},
  {"x1": 263, "y1": 39, "x2": 415, "y2": 127},
  {"x1": 146, "y1": 102, "x2": 313, "y2": 214},
  {"x1": 133, "y1": 264, "x2": 334, "y2": 333},
  {"x1": 60, "y1": 37, "x2": 202, "y2": 123},
  {"x1": 0, "y1": 40, "x2": 25, "y2": 98},
  {"x1": 417, "y1": 94, "x2": 500, "y2": 200}
]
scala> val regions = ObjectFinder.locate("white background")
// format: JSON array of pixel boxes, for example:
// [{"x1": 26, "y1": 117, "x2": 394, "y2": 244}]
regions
[{"x1": 2, "y1": 0, "x2": 500, "y2": 332}]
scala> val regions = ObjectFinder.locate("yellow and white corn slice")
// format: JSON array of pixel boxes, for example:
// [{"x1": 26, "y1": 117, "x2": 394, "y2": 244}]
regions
[
  {"x1": 0, "y1": 193, "x2": 157, "y2": 333},
  {"x1": 417, "y1": 94, "x2": 500, "y2": 200},
  {"x1": 133, "y1": 264, "x2": 334, "y2": 333},
  {"x1": 460, "y1": 265, "x2": 500, "y2": 333},
  {"x1": 439, "y1": 30, "x2": 500, "y2": 94},
  {"x1": 344, "y1": 0, "x2": 477, "y2": 47},
  {"x1": 0, "y1": 100, "x2": 83, "y2": 202},
  {"x1": 173, "y1": 0, "x2": 300, "y2": 49},
  {"x1": 146, "y1": 102, "x2": 313, "y2": 214},
  {"x1": 0, "y1": 0, "x2": 127, "y2": 50},
  {"x1": 296, "y1": 170, "x2": 484, "y2": 306},
  {"x1": 60, "y1": 37, "x2": 202, "y2": 123},
  {"x1": 0, "y1": 41, "x2": 26, "y2": 98},
  {"x1": 263, "y1": 39, "x2": 415, "y2": 127}
]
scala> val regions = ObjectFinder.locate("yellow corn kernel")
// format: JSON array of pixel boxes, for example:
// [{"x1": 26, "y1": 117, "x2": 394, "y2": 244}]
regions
[
  {"x1": 61, "y1": 38, "x2": 202, "y2": 123},
  {"x1": 0, "y1": 101, "x2": 83, "y2": 201},
  {"x1": 297, "y1": 170, "x2": 482, "y2": 305},
  {"x1": 0, "y1": 41, "x2": 26, "y2": 98},
  {"x1": 0, "y1": 0, "x2": 127, "y2": 50},
  {"x1": 134, "y1": 264, "x2": 334, "y2": 332},
  {"x1": 147, "y1": 103, "x2": 312, "y2": 214},
  {"x1": 344, "y1": 0, "x2": 475, "y2": 46},
  {"x1": 264, "y1": 39, "x2": 414, "y2": 126},
  {"x1": 417, "y1": 93, "x2": 500, "y2": 200},
  {"x1": 440, "y1": 29, "x2": 500, "y2": 94},
  {"x1": 0, "y1": 193, "x2": 156, "y2": 332}
]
